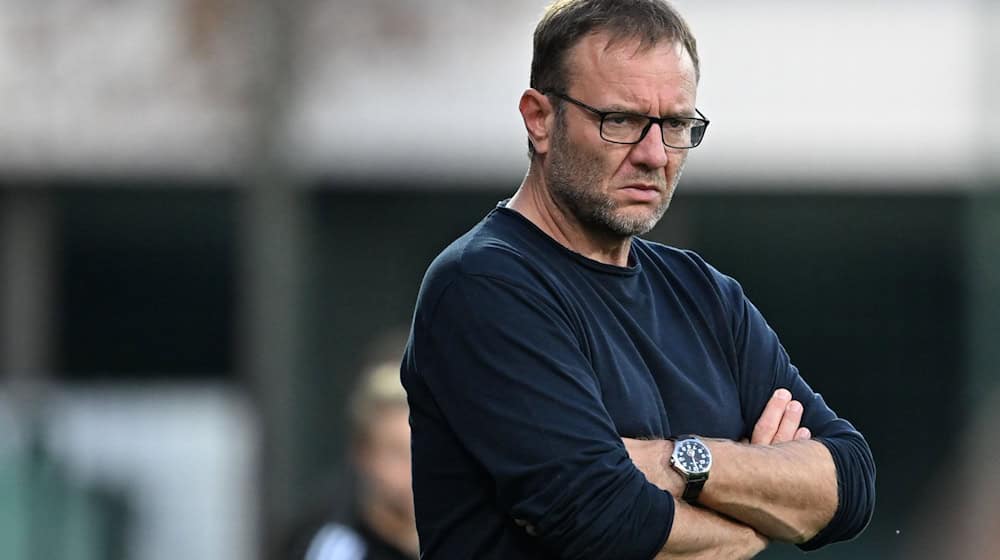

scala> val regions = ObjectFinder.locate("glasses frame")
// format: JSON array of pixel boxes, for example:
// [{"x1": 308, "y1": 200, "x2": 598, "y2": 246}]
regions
[{"x1": 543, "y1": 91, "x2": 710, "y2": 149}]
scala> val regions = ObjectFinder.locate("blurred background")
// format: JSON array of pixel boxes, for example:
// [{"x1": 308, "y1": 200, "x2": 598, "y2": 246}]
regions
[{"x1": 0, "y1": 0, "x2": 998, "y2": 559}]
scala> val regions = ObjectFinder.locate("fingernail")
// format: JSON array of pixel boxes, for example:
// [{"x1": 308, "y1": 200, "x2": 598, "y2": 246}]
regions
[
  {"x1": 775, "y1": 389, "x2": 791, "y2": 400},
  {"x1": 788, "y1": 401, "x2": 802, "y2": 412}
]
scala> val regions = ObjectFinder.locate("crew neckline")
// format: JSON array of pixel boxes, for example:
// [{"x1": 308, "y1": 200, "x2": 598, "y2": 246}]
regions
[{"x1": 493, "y1": 199, "x2": 642, "y2": 277}]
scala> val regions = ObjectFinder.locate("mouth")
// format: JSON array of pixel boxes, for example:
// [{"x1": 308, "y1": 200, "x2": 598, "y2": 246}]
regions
[{"x1": 619, "y1": 184, "x2": 663, "y2": 202}]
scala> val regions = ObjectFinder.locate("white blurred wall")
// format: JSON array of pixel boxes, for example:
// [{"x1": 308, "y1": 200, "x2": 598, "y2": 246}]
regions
[
  {"x1": 0, "y1": 0, "x2": 995, "y2": 188},
  {"x1": 19, "y1": 386, "x2": 258, "y2": 560},
  {"x1": 0, "y1": 0, "x2": 254, "y2": 178}
]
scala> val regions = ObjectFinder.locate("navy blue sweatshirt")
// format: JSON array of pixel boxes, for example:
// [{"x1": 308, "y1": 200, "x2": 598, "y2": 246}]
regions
[{"x1": 401, "y1": 203, "x2": 875, "y2": 559}]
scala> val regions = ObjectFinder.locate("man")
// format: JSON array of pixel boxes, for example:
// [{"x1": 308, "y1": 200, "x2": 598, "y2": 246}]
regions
[
  {"x1": 287, "y1": 360, "x2": 418, "y2": 560},
  {"x1": 401, "y1": 1, "x2": 875, "y2": 558}
]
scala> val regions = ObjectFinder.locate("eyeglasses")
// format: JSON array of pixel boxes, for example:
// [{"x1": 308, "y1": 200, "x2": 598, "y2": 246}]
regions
[{"x1": 544, "y1": 91, "x2": 709, "y2": 149}]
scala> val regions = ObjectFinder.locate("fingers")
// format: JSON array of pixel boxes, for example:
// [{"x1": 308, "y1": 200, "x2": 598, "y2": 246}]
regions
[
  {"x1": 772, "y1": 399, "x2": 803, "y2": 443},
  {"x1": 751, "y1": 389, "x2": 810, "y2": 445},
  {"x1": 750, "y1": 388, "x2": 792, "y2": 444}
]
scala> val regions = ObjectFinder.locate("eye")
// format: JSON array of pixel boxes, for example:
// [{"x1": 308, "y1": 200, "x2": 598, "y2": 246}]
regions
[
  {"x1": 605, "y1": 113, "x2": 647, "y2": 128},
  {"x1": 664, "y1": 118, "x2": 688, "y2": 130},
  {"x1": 605, "y1": 113, "x2": 632, "y2": 126}
]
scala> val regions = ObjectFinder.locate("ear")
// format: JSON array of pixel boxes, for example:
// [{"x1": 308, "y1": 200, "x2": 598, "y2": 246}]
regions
[{"x1": 519, "y1": 89, "x2": 556, "y2": 156}]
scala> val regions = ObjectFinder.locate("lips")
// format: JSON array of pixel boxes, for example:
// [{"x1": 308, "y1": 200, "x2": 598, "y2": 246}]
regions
[{"x1": 619, "y1": 184, "x2": 662, "y2": 202}]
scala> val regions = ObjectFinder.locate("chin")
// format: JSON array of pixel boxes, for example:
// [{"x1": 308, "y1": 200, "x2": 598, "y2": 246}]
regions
[
  {"x1": 603, "y1": 217, "x2": 657, "y2": 237},
  {"x1": 611, "y1": 207, "x2": 667, "y2": 236}
]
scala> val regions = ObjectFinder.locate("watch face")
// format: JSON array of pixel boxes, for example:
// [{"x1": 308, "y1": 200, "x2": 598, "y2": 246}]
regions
[{"x1": 674, "y1": 439, "x2": 712, "y2": 474}]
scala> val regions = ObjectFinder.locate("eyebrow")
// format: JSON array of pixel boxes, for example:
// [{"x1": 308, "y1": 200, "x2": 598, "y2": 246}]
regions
[
  {"x1": 602, "y1": 104, "x2": 697, "y2": 119},
  {"x1": 602, "y1": 103, "x2": 640, "y2": 113}
]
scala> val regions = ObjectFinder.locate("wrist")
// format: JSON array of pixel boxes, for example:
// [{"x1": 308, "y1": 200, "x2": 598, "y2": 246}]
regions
[
  {"x1": 668, "y1": 435, "x2": 713, "y2": 503},
  {"x1": 660, "y1": 440, "x2": 686, "y2": 496}
]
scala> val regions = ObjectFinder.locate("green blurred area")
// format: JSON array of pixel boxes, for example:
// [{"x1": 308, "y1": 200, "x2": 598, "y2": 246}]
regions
[{"x1": 0, "y1": 440, "x2": 126, "y2": 560}]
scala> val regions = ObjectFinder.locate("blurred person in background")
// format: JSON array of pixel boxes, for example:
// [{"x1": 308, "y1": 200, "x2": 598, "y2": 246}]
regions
[
  {"x1": 284, "y1": 360, "x2": 417, "y2": 560},
  {"x1": 401, "y1": 0, "x2": 875, "y2": 558}
]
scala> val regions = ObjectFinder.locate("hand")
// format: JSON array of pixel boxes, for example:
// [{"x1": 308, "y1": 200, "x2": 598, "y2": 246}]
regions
[{"x1": 750, "y1": 388, "x2": 811, "y2": 445}]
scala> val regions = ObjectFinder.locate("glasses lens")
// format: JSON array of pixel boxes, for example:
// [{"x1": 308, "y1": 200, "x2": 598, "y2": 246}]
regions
[
  {"x1": 687, "y1": 122, "x2": 707, "y2": 147},
  {"x1": 601, "y1": 113, "x2": 651, "y2": 143},
  {"x1": 667, "y1": 118, "x2": 713, "y2": 148},
  {"x1": 660, "y1": 119, "x2": 708, "y2": 148}
]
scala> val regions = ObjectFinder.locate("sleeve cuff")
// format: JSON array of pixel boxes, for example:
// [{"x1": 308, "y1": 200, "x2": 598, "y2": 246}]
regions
[{"x1": 797, "y1": 435, "x2": 876, "y2": 551}]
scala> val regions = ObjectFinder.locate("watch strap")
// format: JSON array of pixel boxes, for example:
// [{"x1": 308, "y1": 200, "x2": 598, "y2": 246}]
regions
[
  {"x1": 681, "y1": 473, "x2": 707, "y2": 502},
  {"x1": 673, "y1": 435, "x2": 709, "y2": 503}
]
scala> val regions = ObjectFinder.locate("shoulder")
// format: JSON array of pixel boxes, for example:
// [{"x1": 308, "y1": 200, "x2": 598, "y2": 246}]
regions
[
  {"x1": 415, "y1": 208, "x2": 562, "y2": 312},
  {"x1": 633, "y1": 238, "x2": 742, "y2": 298},
  {"x1": 444, "y1": 207, "x2": 553, "y2": 275}
]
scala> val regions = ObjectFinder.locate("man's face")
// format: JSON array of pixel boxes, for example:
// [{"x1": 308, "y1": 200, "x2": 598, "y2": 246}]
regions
[
  {"x1": 544, "y1": 33, "x2": 698, "y2": 238},
  {"x1": 357, "y1": 404, "x2": 414, "y2": 520}
]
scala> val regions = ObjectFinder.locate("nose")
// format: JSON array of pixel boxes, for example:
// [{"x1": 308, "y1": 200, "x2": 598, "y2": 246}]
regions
[{"x1": 628, "y1": 123, "x2": 669, "y2": 170}]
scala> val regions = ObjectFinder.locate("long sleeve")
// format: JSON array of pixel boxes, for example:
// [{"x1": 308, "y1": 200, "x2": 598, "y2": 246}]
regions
[{"x1": 725, "y1": 273, "x2": 877, "y2": 549}]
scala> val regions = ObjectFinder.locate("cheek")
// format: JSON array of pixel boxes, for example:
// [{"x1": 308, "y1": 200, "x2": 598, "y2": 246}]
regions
[
  {"x1": 369, "y1": 438, "x2": 411, "y2": 484},
  {"x1": 561, "y1": 127, "x2": 616, "y2": 174},
  {"x1": 373, "y1": 452, "x2": 412, "y2": 498},
  {"x1": 669, "y1": 151, "x2": 688, "y2": 177},
  {"x1": 576, "y1": 143, "x2": 623, "y2": 183}
]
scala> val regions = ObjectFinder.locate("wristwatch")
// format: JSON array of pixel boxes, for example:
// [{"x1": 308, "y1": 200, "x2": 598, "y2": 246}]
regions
[{"x1": 669, "y1": 435, "x2": 712, "y2": 503}]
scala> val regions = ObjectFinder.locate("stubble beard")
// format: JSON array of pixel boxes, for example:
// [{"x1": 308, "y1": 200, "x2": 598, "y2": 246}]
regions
[{"x1": 545, "y1": 121, "x2": 682, "y2": 238}]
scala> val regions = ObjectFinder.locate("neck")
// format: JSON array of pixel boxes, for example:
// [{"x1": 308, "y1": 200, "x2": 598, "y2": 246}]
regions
[
  {"x1": 362, "y1": 499, "x2": 419, "y2": 558},
  {"x1": 508, "y1": 164, "x2": 633, "y2": 267}
]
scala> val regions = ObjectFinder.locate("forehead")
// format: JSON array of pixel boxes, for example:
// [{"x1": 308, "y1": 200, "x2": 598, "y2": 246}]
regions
[{"x1": 564, "y1": 31, "x2": 698, "y2": 112}]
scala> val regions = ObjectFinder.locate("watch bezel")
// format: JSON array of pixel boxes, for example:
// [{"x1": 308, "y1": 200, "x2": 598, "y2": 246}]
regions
[{"x1": 670, "y1": 436, "x2": 713, "y2": 477}]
